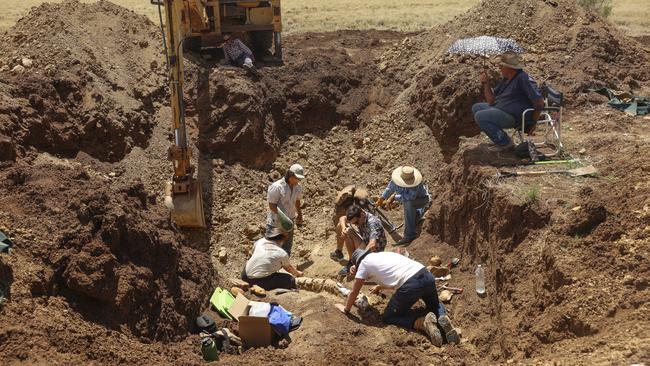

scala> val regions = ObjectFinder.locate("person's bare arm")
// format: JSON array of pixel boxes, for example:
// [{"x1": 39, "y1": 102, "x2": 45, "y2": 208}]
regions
[
  {"x1": 480, "y1": 72, "x2": 495, "y2": 104},
  {"x1": 283, "y1": 263, "x2": 303, "y2": 278},
  {"x1": 295, "y1": 199, "x2": 303, "y2": 225},
  {"x1": 530, "y1": 98, "x2": 545, "y2": 127},
  {"x1": 269, "y1": 202, "x2": 278, "y2": 214},
  {"x1": 366, "y1": 238, "x2": 378, "y2": 252},
  {"x1": 344, "y1": 278, "x2": 364, "y2": 312}
]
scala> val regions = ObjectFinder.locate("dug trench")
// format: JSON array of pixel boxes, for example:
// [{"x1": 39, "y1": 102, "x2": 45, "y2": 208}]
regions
[{"x1": 1, "y1": 0, "x2": 649, "y2": 365}]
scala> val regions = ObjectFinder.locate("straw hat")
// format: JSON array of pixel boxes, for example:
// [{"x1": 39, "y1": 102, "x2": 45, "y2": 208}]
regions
[
  {"x1": 499, "y1": 52, "x2": 524, "y2": 70},
  {"x1": 391, "y1": 166, "x2": 423, "y2": 188}
]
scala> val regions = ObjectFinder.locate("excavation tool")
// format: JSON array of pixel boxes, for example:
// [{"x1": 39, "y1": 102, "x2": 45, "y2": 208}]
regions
[
  {"x1": 151, "y1": 0, "x2": 283, "y2": 61},
  {"x1": 447, "y1": 258, "x2": 460, "y2": 269},
  {"x1": 366, "y1": 198, "x2": 402, "y2": 233},
  {"x1": 159, "y1": 0, "x2": 206, "y2": 227},
  {"x1": 533, "y1": 159, "x2": 578, "y2": 165},
  {"x1": 497, "y1": 165, "x2": 597, "y2": 178}
]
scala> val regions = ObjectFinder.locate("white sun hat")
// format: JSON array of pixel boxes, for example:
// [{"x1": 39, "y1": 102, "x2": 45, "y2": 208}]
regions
[{"x1": 391, "y1": 166, "x2": 423, "y2": 188}]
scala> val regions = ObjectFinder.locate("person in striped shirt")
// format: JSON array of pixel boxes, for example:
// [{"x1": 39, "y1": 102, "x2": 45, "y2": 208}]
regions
[{"x1": 222, "y1": 33, "x2": 258, "y2": 75}]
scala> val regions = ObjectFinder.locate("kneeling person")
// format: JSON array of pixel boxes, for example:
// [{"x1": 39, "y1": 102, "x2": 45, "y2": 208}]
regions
[
  {"x1": 336, "y1": 205, "x2": 387, "y2": 277},
  {"x1": 336, "y1": 250, "x2": 460, "y2": 347},
  {"x1": 241, "y1": 227, "x2": 303, "y2": 290}
]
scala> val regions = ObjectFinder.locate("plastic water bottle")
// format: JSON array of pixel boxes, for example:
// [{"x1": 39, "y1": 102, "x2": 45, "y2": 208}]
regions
[{"x1": 475, "y1": 264, "x2": 486, "y2": 295}]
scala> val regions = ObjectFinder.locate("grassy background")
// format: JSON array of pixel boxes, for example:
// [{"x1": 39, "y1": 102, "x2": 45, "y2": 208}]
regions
[{"x1": 0, "y1": 0, "x2": 648, "y2": 35}]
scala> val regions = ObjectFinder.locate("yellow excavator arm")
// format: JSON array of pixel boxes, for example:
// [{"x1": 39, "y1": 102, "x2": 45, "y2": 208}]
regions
[{"x1": 158, "y1": 0, "x2": 206, "y2": 228}]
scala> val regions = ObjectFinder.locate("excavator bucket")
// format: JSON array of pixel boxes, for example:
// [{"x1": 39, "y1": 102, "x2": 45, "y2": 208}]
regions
[{"x1": 168, "y1": 180, "x2": 206, "y2": 228}]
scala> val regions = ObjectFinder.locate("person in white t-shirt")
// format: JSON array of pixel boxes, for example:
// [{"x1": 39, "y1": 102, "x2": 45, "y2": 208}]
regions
[
  {"x1": 266, "y1": 163, "x2": 306, "y2": 256},
  {"x1": 335, "y1": 249, "x2": 460, "y2": 347},
  {"x1": 241, "y1": 227, "x2": 304, "y2": 290}
]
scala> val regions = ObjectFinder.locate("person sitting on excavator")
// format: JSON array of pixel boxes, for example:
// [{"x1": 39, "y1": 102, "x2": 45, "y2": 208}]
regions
[{"x1": 221, "y1": 33, "x2": 258, "y2": 75}]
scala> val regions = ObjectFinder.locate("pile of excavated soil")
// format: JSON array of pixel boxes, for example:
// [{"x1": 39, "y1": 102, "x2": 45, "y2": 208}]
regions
[
  {"x1": 0, "y1": 5, "x2": 213, "y2": 360},
  {"x1": 184, "y1": 31, "x2": 399, "y2": 169},
  {"x1": 416, "y1": 105, "x2": 650, "y2": 363},
  {"x1": 0, "y1": 0, "x2": 166, "y2": 162},
  {"x1": 0, "y1": 159, "x2": 214, "y2": 347},
  {"x1": 376, "y1": 0, "x2": 650, "y2": 158}
]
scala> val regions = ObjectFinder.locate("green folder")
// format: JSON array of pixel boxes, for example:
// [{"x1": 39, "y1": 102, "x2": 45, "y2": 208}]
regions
[{"x1": 210, "y1": 287, "x2": 235, "y2": 320}]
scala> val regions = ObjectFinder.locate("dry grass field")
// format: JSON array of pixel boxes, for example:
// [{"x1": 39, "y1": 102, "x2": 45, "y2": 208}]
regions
[
  {"x1": 609, "y1": 0, "x2": 650, "y2": 36},
  {"x1": 0, "y1": 0, "x2": 647, "y2": 36}
]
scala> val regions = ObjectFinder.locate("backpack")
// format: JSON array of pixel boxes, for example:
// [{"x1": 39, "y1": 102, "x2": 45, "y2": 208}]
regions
[{"x1": 515, "y1": 140, "x2": 540, "y2": 161}]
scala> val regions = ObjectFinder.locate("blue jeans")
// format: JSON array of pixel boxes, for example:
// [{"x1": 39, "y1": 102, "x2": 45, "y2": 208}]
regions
[
  {"x1": 383, "y1": 268, "x2": 446, "y2": 329},
  {"x1": 266, "y1": 224, "x2": 294, "y2": 256},
  {"x1": 472, "y1": 103, "x2": 516, "y2": 146},
  {"x1": 403, "y1": 197, "x2": 430, "y2": 241}
]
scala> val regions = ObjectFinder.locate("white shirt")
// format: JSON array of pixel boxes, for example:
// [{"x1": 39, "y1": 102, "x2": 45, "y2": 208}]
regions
[
  {"x1": 245, "y1": 238, "x2": 290, "y2": 279},
  {"x1": 266, "y1": 178, "x2": 302, "y2": 225},
  {"x1": 355, "y1": 252, "x2": 424, "y2": 289}
]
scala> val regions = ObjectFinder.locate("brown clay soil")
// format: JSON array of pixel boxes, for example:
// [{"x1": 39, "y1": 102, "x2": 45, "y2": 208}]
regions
[{"x1": 0, "y1": 0, "x2": 649, "y2": 365}]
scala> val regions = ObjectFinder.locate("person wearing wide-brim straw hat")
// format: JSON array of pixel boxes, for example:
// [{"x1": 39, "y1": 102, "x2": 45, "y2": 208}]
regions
[
  {"x1": 473, "y1": 51, "x2": 545, "y2": 152},
  {"x1": 376, "y1": 166, "x2": 430, "y2": 246}
]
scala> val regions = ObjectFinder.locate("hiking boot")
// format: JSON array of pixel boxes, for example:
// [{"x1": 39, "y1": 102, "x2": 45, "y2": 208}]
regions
[
  {"x1": 488, "y1": 141, "x2": 514, "y2": 152},
  {"x1": 423, "y1": 312, "x2": 443, "y2": 347},
  {"x1": 330, "y1": 250, "x2": 344, "y2": 261},
  {"x1": 437, "y1": 315, "x2": 460, "y2": 345},
  {"x1": 395, "y1": 237, "x2": 413, "y2": 247}
]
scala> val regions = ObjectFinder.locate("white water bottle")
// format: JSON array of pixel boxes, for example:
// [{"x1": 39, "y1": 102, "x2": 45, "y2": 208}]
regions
[{"x1": 475, "y1": 264, "x2": 486, "y2": 295}]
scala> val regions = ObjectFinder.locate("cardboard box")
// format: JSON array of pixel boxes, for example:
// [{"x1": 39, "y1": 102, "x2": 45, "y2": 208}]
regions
[{"x1": 228, "y1": 293, "x2": 275, "y2": 348}]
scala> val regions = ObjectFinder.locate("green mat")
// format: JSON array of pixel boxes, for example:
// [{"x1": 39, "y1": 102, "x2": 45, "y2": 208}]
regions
[
  {"x1": 0, "y1": 231, "x2": 12, "y2": 254},
  {"x1": 210, "y1": 287, "x2": 235, "y2": 320}
]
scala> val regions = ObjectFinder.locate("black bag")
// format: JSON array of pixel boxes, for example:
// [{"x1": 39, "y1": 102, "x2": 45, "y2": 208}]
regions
[
  {"x1": 196, "y1": 314, "x2": 217, "y2": 334},
  {"x1": 515, "y1": 141, "x2": 539, "y2": 161}
]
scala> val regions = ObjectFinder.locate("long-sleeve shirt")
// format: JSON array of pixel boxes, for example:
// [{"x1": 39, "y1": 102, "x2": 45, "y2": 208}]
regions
[
  {"x1": 223, "y1": 38, "x2": 254, "y2": 64},
  {"x1": 381, "y1": 181, "x2": 429, "y2": 202},
  {"x1": 492, "y1": 70, "x2": 543, "y2": 121}
]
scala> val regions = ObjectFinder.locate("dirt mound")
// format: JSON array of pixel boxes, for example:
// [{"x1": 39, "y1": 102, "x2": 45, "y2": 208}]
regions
[
  {"x1": 0, "y1": 0, "x2": 165, "y2": 162},
  {"x1": 377, "y1": 0, "x2": 650, "y2": 158},
  {"x1": 411, "y1": 139, "x2": 650, "y2": 361},
  {"x1": 185, "y1": 33, "x2": 383, "y2": 169},
  {"x1": 0, "y1": 160, "x2": 214, "y2": 343}
]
